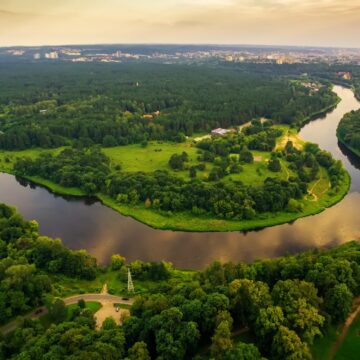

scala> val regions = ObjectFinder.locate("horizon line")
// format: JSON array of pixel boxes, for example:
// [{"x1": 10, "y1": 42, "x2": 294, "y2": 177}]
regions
[{"x1": 1, "y1": 42, "x2": 360, "y2": 51}]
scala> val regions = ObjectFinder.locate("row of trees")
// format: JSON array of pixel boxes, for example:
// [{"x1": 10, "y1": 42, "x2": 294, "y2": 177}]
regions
[{"x1": 14, "y1": 147, "x2": 110, "y2": 194}]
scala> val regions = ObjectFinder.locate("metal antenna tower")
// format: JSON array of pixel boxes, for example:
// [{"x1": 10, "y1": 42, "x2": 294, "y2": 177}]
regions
[{"x1": 127, "y1": 268, "x2": 134, "y2": 293}]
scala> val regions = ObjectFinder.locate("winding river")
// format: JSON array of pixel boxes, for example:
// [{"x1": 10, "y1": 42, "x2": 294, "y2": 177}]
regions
[{"x1": 0, "y1": 85, "x2": 359, "y2": 268}]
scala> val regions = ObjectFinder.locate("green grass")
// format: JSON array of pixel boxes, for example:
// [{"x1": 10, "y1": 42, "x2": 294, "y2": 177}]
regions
[
  {"x1": 334, "y1": 314, "x2": 360, "y2": 360},
  {"x1": 312, "y1": 326, "x2": 340, "y2": 360},
  {"x1": 53, "y1": 268, "x2": 195, "y2": 298},
  {"x1": 51, "y1": 274, "x2": 103, "y2": 298},
  {"x1": 103, "y1": 140, "x2": 203, "y2": 180},
  {"x1": 67, "y1": 301, "x2": 102, "y2": 315}
]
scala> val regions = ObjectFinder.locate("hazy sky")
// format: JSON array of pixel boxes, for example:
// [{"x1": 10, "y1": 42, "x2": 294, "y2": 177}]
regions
[{"x1": 1, "y1": 0, "x2": 360, "y2": 47}]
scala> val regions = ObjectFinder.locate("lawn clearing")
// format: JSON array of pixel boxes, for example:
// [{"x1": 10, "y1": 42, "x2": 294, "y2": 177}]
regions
[{"x1": 334, "y1": 314, "x2": 360, "y2": 360}]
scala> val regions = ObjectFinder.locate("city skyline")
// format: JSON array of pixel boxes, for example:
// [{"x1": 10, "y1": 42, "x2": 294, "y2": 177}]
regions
[{"x1": 0, "y1": 0, "x2": 360, "y2": 48}]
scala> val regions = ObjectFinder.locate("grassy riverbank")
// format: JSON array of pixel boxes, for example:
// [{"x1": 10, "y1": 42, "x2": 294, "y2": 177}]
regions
[{"x1": 0, "y1": 145, "x2": 350, "y2": 232}]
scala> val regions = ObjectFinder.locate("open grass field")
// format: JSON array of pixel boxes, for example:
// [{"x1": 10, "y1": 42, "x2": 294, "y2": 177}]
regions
[
  {"x1": 312, "y1": 326, "x2": 339, "y2": 360},
  {"x1": 334, "y1": 314, "x2": 360, "y2": 360}
]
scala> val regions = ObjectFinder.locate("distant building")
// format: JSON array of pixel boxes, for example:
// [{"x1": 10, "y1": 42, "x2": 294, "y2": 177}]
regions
[
  {"x1": 211, "y1": 128, "x2": 230, "y2": 136},
  {"x1": 39, "y1": 109, "x2": 47, "y2": 114},
  {"x1": 154, "y1": 111, "x2": 160, "y2": 116},
  {"x1": 336, "y1": 72, "x2": 352, "y2": 80},
  {"x1": 143, "y1": 114, "x2": 153, "y2": 119},
  {"x1": 45, "y1": 52, "x2": 59, "y2": 59},
  {"x1": 7, "y1": 50, "x2": 25, "y2": 56},
  {"x1": 33, "y1": 53, "x2": 41, "y2": 60}
]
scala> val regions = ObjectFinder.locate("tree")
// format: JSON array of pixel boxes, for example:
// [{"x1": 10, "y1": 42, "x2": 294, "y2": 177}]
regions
[
  {"x1": 111, "y1": 254, "x2": 126, "y2": 270},
  {"x1": 225, "y1": 342, "x2": 262, "y2": 360},
  {"x1": 325, "y1": 283, "x2": 353, "y2": 322},
  {"x1": 268, "y1": 158, "x2": 281, "y2": 172},
  {"x1": 127, "y1": 341, "x2": 151, "y2": 360},
  {"x1": 255, "y1": 306, "x2": 284, "y2": 347},
  {"x1": 189, "y1": 166, "x2": 197, "y2": 178},
  {"x1": 271, "y1": 326, "x2": 311, "y2": 360},
  {"x1": 229, "y1": 279, "x2": 272, "y2": 325},
  {"x1": 102, "y1": 135, "x2": 117, "y2": 147},
  {"x1": 101, "y1": 316, "x2": 117, "y2": 330},
  {"x1": 239, "y1": 149, "x2": 254, "y2": 163},
  {"x1": 77, "y1": 299, "x2": 86, "y2": 309},
  {"x1": 47, "y1": 298, "x2": 68, "y2": 324},
  {"x1": 211, "y1": 321, "x2": 233, "y2": 359},
  {"x1": 287, "y1": 299, "x2": 324, "y2": 344}
]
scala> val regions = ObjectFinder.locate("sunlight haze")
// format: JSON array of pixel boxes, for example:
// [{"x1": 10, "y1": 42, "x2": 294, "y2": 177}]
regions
[{"x1": 1, "y1": 0, "x2": 360, "y2": 47}]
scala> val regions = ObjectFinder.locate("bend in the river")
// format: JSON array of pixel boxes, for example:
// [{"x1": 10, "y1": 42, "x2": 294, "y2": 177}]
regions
[{"x1": 0, "y1": 85, "x2": 359, "y2": 268}]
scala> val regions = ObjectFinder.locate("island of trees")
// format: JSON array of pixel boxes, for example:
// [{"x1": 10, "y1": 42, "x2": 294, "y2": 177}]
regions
[
  {"x1": 0, "y1": 203, "x2": 359, "y2": 359},
  {"x1": 0, "y1": 62, "x2": 350, "y2": 231},
  {"x1": 337, "y1": 109, "x2": 360, "y2": 157}
]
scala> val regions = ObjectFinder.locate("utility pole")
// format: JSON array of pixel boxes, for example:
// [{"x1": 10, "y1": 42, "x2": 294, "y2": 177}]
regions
[{"x1": 127, "y1": 268, "x2": 134, "y2": 293}]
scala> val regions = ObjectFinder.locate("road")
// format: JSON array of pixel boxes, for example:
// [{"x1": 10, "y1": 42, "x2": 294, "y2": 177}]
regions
[{"x1": 0, "y1": 293, "x2": 134, "y2": 336}]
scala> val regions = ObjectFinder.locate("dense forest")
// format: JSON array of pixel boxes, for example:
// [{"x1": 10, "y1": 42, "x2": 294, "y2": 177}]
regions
[
  {"x1": 0, "y1": 204, "x2": 359, "y2": 359},
  {"x1": 223, "y1": 61, "x2": 360, "y2": 98},
  {"x1": 0, "y1": 63, "x2": 337, "y2": 150},
  {"x1": 337, "y1": 109, "x2": 360, "y2": 156}
]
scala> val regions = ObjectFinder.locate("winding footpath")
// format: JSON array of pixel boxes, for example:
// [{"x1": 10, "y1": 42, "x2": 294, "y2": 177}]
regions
[{"x1": 0, "y1": 289, "x2": 134, "y2": 335}]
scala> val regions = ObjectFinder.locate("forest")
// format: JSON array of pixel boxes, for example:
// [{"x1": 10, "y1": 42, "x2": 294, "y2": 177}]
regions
[
  {"x1": 337, "y1": 109, "x2": 360, "y2": 156},
  {"x1": 0, "y1": 62, "x2": 338, "y2": 150},
  {"x1": 0, "y1": 203, "x2": 359, "y2": 359}
]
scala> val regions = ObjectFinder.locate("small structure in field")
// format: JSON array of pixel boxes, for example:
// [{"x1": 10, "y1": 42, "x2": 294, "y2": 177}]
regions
[{"x1": 211, "y1": 128, "x2": 230, "y2": 136}]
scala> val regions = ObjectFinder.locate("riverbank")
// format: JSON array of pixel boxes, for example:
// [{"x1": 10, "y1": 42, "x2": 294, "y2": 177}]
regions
[
  {"x1": 0, "y1": 153, "x2": 351, "y2": 232},
  {"x1": 337, "y1": 136, "x2": 360, "y2": 158},
  {"x1": 296, "y1": 95, "x2": 341, "y2": 130}
]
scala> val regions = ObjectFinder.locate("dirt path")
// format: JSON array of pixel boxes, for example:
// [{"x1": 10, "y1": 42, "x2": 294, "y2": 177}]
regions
[
  {"x1": 307, "y1": 179, "x2": 321, "y2": 201},
  {"x1": 329, "y1": 296, "x2": 360, "y2": 359},
  {"x1": 94, "y1": 301, "x2": 130, "y2": 329},
  {"x1": 101, "y1": 283, "x2": 108, "y2": 294}
]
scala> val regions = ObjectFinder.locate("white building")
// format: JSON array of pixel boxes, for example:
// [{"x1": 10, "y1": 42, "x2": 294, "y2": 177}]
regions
[
  {"x1": 45, "y1": 52, "x2": 59, "y2": 59},
  {"x1": 211, "y1": 128, "x2": 230, "y2": 136}
]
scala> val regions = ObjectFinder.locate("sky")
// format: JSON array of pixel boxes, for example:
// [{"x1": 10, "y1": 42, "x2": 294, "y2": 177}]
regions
[{"x1": 0, "y1": 0, "x2": 360, "y2": 48}]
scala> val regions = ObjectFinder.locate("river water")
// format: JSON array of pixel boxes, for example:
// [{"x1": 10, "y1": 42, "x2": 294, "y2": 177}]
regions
[{"x1": 0, "y1": 86, "x2": 359, "y2": 268}]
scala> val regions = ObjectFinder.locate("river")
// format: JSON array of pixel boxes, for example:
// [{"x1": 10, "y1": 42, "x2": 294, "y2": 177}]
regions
[{"x1": 0, "y1": 85, "x2": 359, "y2": 269}]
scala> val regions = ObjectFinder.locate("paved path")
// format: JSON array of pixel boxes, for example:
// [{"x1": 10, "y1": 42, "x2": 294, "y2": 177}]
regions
[{"x1": 0, "y1": 293, "x2": 133, "y2": 336}]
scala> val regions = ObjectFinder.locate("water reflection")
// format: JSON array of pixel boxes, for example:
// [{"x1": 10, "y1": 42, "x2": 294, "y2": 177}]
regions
[{"x1": 0, "y1": 86, "x2": 359, "y2": 268}]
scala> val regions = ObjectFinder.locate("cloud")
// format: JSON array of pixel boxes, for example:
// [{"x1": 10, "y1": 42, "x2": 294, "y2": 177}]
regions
[{"x1": 0, "y1": 0, "x2": 359, "y2": 47}]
